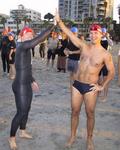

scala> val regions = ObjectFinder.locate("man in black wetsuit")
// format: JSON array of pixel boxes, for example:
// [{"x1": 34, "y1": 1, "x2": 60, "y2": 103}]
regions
[
  {"x1": 0, "y1": 29, "x2": 10, "y2": 76},
  {"x1": 9, "y1": 25, "x2": 55, "y2": 150}
]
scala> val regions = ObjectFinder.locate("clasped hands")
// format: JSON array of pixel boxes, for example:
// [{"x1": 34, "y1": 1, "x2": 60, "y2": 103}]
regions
[{"x1": 54, "y1": 9, "x2": 61, "y2": 26}]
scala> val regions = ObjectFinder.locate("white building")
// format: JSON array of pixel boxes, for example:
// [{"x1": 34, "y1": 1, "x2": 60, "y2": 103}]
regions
[
  {"x1": 0, "y1": 4, "x2": 42, "y2": 33},
  {"x1": 10, "y1": 4, "x2": 41, "y2": 22},
  {"x1": 59, "y1": 0, "x2": 114, "y2": 21},
  {"x1": 5, "y1": 18, "x2": 17, "y2": 32}
]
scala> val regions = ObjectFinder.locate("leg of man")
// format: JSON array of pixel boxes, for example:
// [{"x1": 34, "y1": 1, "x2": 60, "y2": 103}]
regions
[
  {"x1": 69, "y1": 72, "x2": 79, "y2": 95},
  {"x1": 47, "y1": 50, "x2": 51, "y2": 67},
  {"x1": 102, "y1": 76, "x2": 109, "y2": 101},
  {"x1": 51, "y1": 52, "x2": 56, "y2": 68},
  {"x1": 32, "y1": 48, "x2": 35, "y2": 57},
  {"x1": 39, "y1": 49, "x2": 43, "y2": 58},
  {"x1": 66, "y1": 86, "x2": 83, "y2": 147},
  {"x1": 11, "y1": 64, "x2": 16, "y2": 79},
  {"x1": 1, "y1": 53, "x2": 6, "y2": 73},
  {"x1": 6, "y1": 53, "x2": 10, "y2": 74},
  {"x1": 98, "y1": 66, "x2": 108, "y2": 102},
  {"x1": 118, "y1": 55, "x2": 120, "y2": 86},
  {"x1": 9, "y1": 64, "x2": 12, "y2": 79},
  {"x1": 84, "y1": 91, "x2": 98, "y2": 150},
  {"x1": 9, "y1": 84, "x2": 32, "y2": 149}
]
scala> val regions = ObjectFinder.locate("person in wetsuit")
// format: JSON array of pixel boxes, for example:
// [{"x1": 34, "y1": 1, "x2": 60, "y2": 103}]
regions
[
  {"x1": 0, "y1": 29, "x2": 10, "y2": 76},
  {"x1": 8, "y1": 25, "x2": 55, "y2": 150},
  {"x1": 8, "y1": 32, "x2": 16, "y2": 80}
]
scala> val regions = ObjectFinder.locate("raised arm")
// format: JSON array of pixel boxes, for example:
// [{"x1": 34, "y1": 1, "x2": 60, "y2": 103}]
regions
[
  {"x1": 55, "y1": 11, "x2": 85, "y2": 49},
  {"x1": 23, "y1": 25, "x2": 55, "y2": 50}
]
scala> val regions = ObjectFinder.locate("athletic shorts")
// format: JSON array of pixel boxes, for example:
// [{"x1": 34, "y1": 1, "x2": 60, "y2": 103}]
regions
[{"x1": 67, "y1": 58, "x2": 79, "y2": 73}]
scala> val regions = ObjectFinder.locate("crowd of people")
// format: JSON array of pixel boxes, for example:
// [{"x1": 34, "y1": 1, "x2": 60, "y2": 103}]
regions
[{"x1": 0, "y1": 11, "x2": 119, "y2": 150}]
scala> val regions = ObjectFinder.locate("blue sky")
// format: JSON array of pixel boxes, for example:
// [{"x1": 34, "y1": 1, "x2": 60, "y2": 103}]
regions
[{"x1": 0, "y1": 0, "x2": 119, "y2": 22}]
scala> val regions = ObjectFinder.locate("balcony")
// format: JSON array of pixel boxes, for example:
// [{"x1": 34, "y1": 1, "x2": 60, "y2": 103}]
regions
[
  {"x1": 97, "y1": 1, "x2": 104, "y2": 5},
  {"x1": 98, "y1": 11, "x2": 104, "y2": 16},
  {"x1": 98, "y1": 7, "x2": 105, "y2": 11}
]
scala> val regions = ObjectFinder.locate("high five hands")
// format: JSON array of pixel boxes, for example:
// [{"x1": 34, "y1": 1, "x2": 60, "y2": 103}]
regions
[{"x1": 54, "y1": 9, "x2": 60, "y2": 25}]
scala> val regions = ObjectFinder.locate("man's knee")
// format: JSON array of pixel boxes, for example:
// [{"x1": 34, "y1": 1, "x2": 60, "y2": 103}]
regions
[
  {"x1": 72, "y1": 109, "x2": 80, "y2": 117},
  {"x1": 17, "y1": 110, "x2": 29, "y2": 119},
  {"x1": 86, "y1": 109, "x2": 95, "y2": 119}
]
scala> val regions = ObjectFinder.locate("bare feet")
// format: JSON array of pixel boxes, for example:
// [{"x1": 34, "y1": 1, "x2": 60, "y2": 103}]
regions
[
  {"x1": 8, "y1": 137, "x2": 17, "y2": 150},
  {"x1": 65, "y1": 136, "x2": 76, "y2": 148},
  {"x1": 19, "y1": 130, "x2": 33, "y2": 139},
  {"x1": 87, "y1": 139, "x2": 95, "y2": 150}
]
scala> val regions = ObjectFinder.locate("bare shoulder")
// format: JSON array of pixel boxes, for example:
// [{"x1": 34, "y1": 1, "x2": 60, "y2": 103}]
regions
[
  {"x1": 82, "y1": 42, "x2": 90, "y2": 50},
  {"x1": 103, "y1": 49, "x2": 113, "y2": 61}
]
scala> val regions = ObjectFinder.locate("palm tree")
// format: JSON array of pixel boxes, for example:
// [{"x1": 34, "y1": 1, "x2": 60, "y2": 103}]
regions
[
  {"x1": 62, "y1": 19, "x2": 75, "y2": 27},
  {"x1": 103, "y1": 17, "x2": 112, "y2": 31},
  {"x1": 23, "y1": 16, "x2": 28, "y2": 26},
  {"x1": 0, "y1": 16, "x2": 6, "y2": 28},
  {"x1": 23, "y1": 16, "x2": 32, "y2": 26},
  {"x1": 44, "y1": 13, "x2": 54, "y2": 21},
  {"x1": 83, "y1": 17, "x2": 90, "y2": 33}
]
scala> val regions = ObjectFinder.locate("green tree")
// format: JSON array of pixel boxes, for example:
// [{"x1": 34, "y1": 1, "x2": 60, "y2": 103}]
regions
[
  {"x1": 103, "y1": 17, "x2": 113, "y2": 31},
  {"x1": 62, "y1": 19, "x2": 75, "y2": 27},
  {"x1": 44, "y1": 13, "x2": 54, "y2": 21},
  {"x1": 23, "y1": 16, "x2": 32, "y2": 26},
  {"x1": 0, "y1": 16, "x2": 6, "y2": 28},
  {"x1": 83, "y1": 17, "x2": 90, "y2": 33}
]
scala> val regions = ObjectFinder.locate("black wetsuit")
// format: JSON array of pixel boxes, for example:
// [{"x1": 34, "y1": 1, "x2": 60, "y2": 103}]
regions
[
  {"x1": 8, "y1": 40, "x2": 16, "y2": 64},
  {"x1": 99, "y1": 39, "x2": 108, "y2": 76},
  {"x1": 0, "y1": 35, "x2": 10, "y2": 73},
  {"x1": 10, "y1": 25, "x2": 54, "y2": 137}
]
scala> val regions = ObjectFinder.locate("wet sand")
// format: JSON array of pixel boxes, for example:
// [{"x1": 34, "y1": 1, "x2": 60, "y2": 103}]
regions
[{"x1": 0, "y1": 43, "x2": 120, "y2": 150}]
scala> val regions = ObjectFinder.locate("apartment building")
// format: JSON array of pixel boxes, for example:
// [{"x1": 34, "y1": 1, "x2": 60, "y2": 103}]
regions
[
  {"x1": 59, "y1": 0, "x2": 114, "y2": 21},
  {"x1": 0, "y1": 4, "x2": 42, "y2": 33},
  {"x1": 10, "y1": 4, "x2": 41, "y2": 22}
]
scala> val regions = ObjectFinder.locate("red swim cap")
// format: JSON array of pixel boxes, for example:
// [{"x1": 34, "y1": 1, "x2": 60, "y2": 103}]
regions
[
  {"x1": 90, "y1": 24, "x2": 102, "y2": 33},
  {"x1": 19, "y1": 27, "x2": 33, "y2": 36}
]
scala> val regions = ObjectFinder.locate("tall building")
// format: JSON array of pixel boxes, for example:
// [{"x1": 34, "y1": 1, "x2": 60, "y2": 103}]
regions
[
  {"x1": 59, "y1": 0, "x2": 114, "y2": 21},
  {"x1": 97, "y1": 0, "x2": 114, "y2": 18},
  {"x1": 10, "y1": 4, "x2": 41, "y2": 22}
]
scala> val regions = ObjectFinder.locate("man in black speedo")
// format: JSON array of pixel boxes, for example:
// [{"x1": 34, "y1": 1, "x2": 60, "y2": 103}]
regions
[{"x1": 8, "y1": 25, "x2": 55, "y2": 150}]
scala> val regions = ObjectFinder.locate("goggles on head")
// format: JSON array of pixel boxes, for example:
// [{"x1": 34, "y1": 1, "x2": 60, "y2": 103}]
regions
[
  {"x1": 90, "y1": 24, "x2": 102, "y2": 33},
  {"x1": 20, "y1": 27, "x2": 33, "y2": 36}
]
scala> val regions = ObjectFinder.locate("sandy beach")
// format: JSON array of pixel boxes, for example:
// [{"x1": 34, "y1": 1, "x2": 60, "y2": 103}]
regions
[{"x1": 0, "y1": 43, "x2": 120, "y2": 150}]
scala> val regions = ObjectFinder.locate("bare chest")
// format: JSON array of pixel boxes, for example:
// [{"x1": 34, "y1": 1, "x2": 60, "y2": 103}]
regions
[{"x1": 80, "y1": 52, "x2": 103, "y2": 68}]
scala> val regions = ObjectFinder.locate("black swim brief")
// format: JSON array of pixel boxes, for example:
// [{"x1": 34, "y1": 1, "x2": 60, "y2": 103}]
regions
[{"x1": 73, "y1": 80, "x2": 94, "y2": 95}]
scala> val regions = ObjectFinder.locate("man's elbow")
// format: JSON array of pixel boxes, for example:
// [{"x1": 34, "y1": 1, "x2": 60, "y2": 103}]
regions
[{"x1": 110, "y1": 71, "x2": 115, "y2": 80}]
